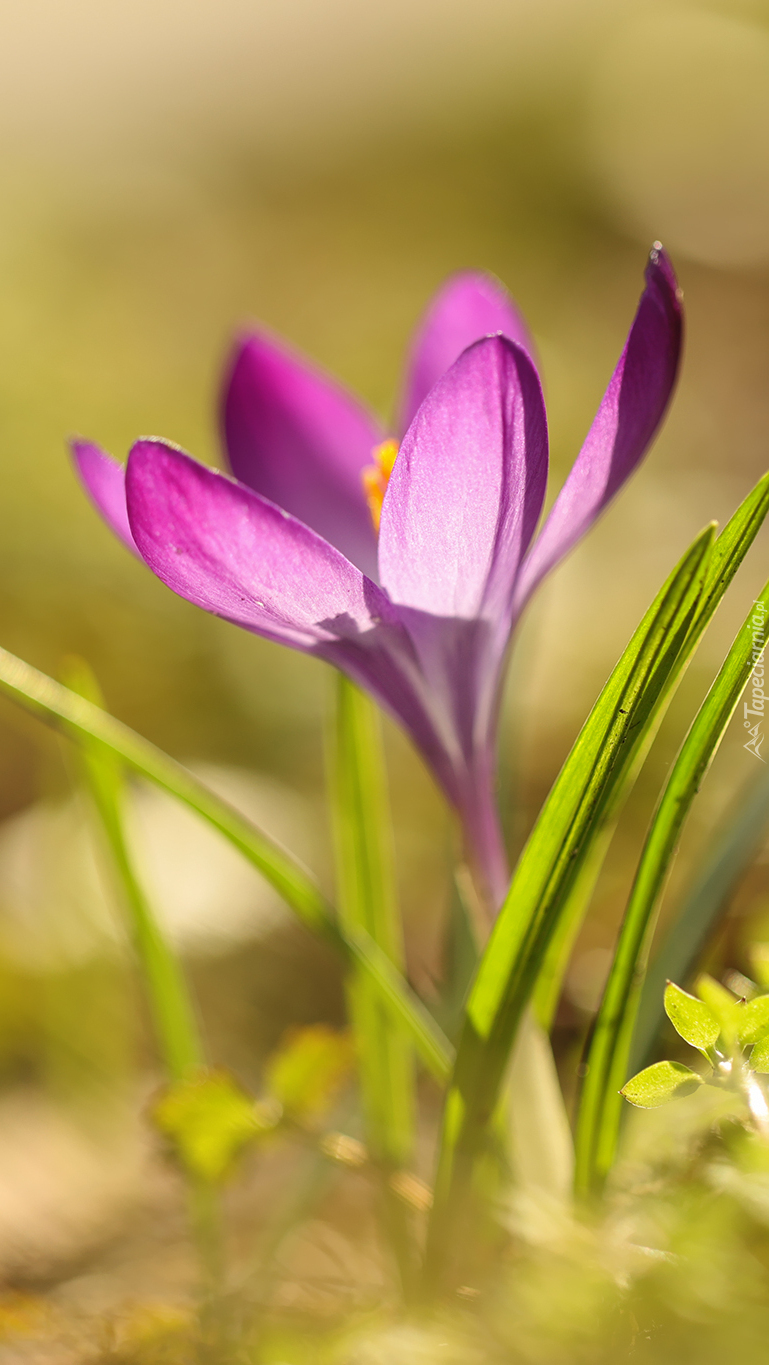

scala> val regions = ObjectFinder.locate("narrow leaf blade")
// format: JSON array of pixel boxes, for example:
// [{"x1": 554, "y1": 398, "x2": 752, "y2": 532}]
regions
[
  {"x1": 574, "y1": 574, "x2": 769, "y2": 1192},
  {"x1": 61, "y1": 657, "x2": 204, "y2": 1082},
  {"x1": 627, "y1": 473, "x2": 769, "y2": 1063},
  {"x1": 328, "y1": 673, "x2": 416, "y2": 1166},
  {"x1": 536, "y1": 471, "x2": 769, "y2": 1031},
  {"x1": 424, "y1": 525, "x2": 713, "y2": 1289},
  {"x1": 328, "y1": 674, "x2": 419, "y2": 1293},
  {"x1": 0, "y1": 646, "x2": 454, "y2": 1084}
]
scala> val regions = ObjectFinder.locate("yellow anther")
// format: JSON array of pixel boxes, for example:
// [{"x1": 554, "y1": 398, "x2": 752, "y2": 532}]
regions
[{"x1": 362, "y1": 439, "x2": 398, "y2": 532}]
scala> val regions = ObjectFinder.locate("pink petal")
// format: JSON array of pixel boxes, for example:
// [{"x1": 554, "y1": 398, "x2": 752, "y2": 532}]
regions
[
  {"x1": 378, "y1": 335, "x2": 548, "y2": 761},
  {"x1": 126, "y1": 439, "x2": 388, "y2": 650},
  {"x1": 399, "y1": 271, "x2": 536, "y2": 434},
  {"x1": 221, "y1": 330, "x2": 382, "y2": 578},
  {"x1": 380, "y1": 335, "x2": 548, "y2": 627},
  {"x1": 125, "y1": 437, "x2": 461, "y2": 803},
  {"x1": 71, "y1": 439, "x2": 137, "y2": 552},
  {"x1": 513, "y1": 245, "x2": 684, "y2": 615}
]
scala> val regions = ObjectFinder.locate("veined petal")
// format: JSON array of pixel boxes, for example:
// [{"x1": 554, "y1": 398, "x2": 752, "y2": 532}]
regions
[
  {"x1": 71, "y1": 439, "x2": 136, "y2": 552},
  {"x1": 125, "y1": 437, "x2": 462, "y2": 807},
  {"x1": 380, "y1": 335, "x2": 548, "y2": 626},
  {"x1": 399, "y1": 271, "x2": 536, "y2": 435},
  {"x1": 221, "y1": 331, "x2": 382, "y2": 578},
  {"x1": 379, "y1": 336, "x2": 548, "y2": 764},
  {"x1": 513, "y1": 244, "x2": 683, "y2": 615},
  {"x1": 126, "y1": 440, "x2": 390, "y2": 651}
]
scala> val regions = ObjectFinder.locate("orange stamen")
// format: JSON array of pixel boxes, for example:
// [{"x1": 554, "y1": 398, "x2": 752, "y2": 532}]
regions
[{"x1": 362, "y1": 439, "x2": 399, "y2": 532}]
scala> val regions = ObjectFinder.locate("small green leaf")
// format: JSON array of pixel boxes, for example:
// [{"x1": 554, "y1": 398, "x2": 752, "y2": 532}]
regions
[
  {"x1": 750, "y1": 1035, "x2": 769, "y2": 1074},
  {"x1": 696, "y1": 974, "x2": 739, "y2": 1040},
  {"x1": 264, "y1": 1025, "x2": 355, "y2": 1120},
  {"x1": 621, "y1": 1060, "x2": 704, "y2": 1109},
  {"x1": 738, "y1": 994, "x2": 769, "y2": 1046},
  {"x1": 664, "y1": 981, "x2": 720, "y2": 1053},
  {"x1": 153, "y1": 1070, "x2": 277, "y2": 1182}
]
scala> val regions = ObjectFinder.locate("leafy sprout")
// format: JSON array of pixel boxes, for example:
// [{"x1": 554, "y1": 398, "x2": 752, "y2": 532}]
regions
[{"x1": 621, "y1": 975, "x2": 769, "y2": 1114}]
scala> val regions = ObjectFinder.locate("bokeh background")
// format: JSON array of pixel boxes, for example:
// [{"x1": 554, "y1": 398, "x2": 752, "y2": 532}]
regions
[{"x1": 0, "y1": 0, "x2": 767, "y2": 1315}]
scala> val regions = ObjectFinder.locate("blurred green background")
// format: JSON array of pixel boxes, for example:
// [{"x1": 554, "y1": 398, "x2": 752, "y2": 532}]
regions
[{"x1": 0, "y1": 0, "x2": 767, "y2": 1302}]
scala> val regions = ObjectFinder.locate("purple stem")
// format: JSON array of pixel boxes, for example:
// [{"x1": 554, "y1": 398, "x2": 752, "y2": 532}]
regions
[{"x1": 457, "y1": 758, "x2": 511, "y2": 926}]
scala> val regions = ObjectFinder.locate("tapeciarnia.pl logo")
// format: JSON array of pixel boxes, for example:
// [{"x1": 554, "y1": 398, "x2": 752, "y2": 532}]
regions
[{"x1": 744, "y1": 598, "x2": 767, "y2": 762}]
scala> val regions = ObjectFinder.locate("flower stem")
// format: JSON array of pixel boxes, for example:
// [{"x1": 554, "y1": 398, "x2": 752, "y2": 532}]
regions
[{"x1": 458, "y1": 768, "x2": 511, "y2": 926}]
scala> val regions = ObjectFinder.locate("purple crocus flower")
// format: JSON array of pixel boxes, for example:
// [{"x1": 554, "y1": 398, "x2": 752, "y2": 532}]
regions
[{"x1": 72, "y1": 247, "x2": 682, "y2": 921}]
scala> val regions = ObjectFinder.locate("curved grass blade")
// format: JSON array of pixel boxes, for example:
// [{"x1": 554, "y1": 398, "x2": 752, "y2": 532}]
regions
[
  {"x1": 423, "y1": 525, "x2": 714, "y2": 1292},
  {"x1": 686, "y1": 472, "x2": 769, "y2": 646},
  {"x1": 59, "y1": 658, "x2": 224, "y2": 1303},
  {"x1": 533, "y1": 471, "x2": 769, "y2": 1030},
  {"x1": 329, "y1": 674, "x2": 417, "y2": 1293},
  {"x1": 574, "y1": 577, "x2": 769, "y2": 1196},
  {"x1": 62, "y1": 657, "x2": 205, "y2": 1081},
  {"x1": 532, "y1": 827, "x2": 614, "y2": 1031},
  {"x1": 631, "y1": 764, "x2": 769, "y2": 1074},
  {"x1": 0, "y1": 646, "x2": 453, "y2": 1083}
]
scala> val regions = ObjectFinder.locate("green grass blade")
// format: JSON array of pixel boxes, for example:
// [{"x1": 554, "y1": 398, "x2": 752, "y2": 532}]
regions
[
  {"x1": 423, "y1": 524, "x2": 714, "y2": 1292},
  {"x1": 60, "y1": 659, "x2": 223, "y2": 1299},
  {"x1": 329, "y1": 673, "x2": 417, "y2": 1290},
  {"x1": 532, "y1": 827, "x2": 614, "y2": 1030},
  {"x1": 329, "y1": 673, "x2": 415, "y2": 1163},
  {"x1": 631, "y1": 766, "x2": 769, "y2": 1074},
  {"x1": 0, "y1": 646, "x2": 453, "y2": 1084},
  {"x1": 468, "y1": 527, "x2": 713, "y2": 1043},
  {"x1": 62, "y1": 658, "x2": 205, "y2": 1080},
  {"x1": 532, "y1": 470, "x2": 769, "y2": 1030},
  {"x1": 345, "y1": 928, "x2": 452, "y2": 1081},
  {"x1": 574, "y1": 577, "x2": 769, "y2": 1195},
  {"x1": 688, "y1": 471, "x2": 769, "y2": 643}
]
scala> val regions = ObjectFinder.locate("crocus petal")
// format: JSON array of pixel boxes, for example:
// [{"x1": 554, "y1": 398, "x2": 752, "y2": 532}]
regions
[
  {"x1": 381, "y1": 335, "x2": 548, "y2": 626},
  {"x1": 398, "y1": 271, "x2": 536, "y2": 434},
  {"x1": 221, "y1": 331, "x2": 382, "y2": 578},
  {"x1": 379, "y1": 335, "x2": 548, "y2": 762},
  {"x1": 71, "y1": 439, "x2": 137, "y2": 552},
  {"x1": 126, "y1": 439, "x2": 391, "y2": 650},
  {"x1": 125, "y1": 437, "x2": 460, "y2": 804},
  {"x1": 512, "y1": 244, "x2": 683, "y2": 616}
]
